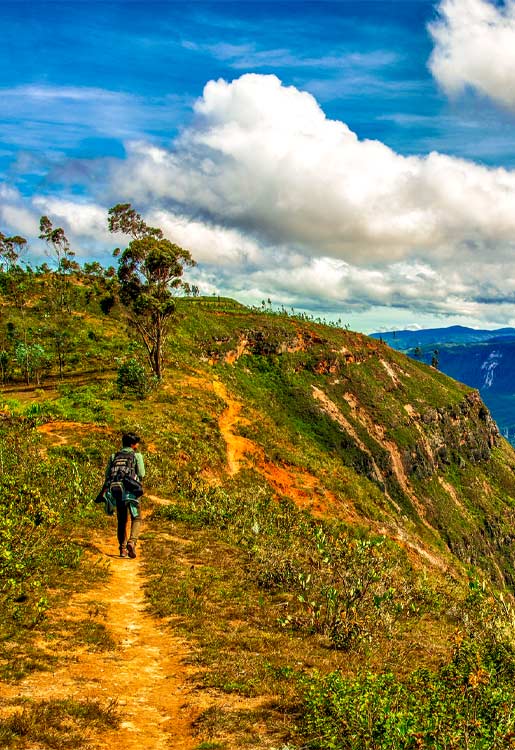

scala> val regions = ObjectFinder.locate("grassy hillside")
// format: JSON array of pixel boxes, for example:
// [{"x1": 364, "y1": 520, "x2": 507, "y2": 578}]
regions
[{"x1": 3, "y1": 296, "x2": 515, "y2": 749}]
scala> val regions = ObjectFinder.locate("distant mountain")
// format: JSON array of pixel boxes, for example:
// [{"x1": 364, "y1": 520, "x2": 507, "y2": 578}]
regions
[
  {"x1": 370, "y1": 326, "x2": 515, "y2": 349},
  {"x1": 370, "y1": 326, "x2": 515, "y2": 442}
]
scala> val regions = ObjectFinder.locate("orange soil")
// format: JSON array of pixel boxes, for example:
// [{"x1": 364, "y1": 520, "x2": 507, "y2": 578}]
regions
[
  {"x1": 213, "y1": 378, "x2": 451, "y2": 570},
  {"x1": 212, "y1": 378, "x2": 358, "y2": 521},
  {"x1": 37, "y1": 420, "x2": 112, "y2": 446}
]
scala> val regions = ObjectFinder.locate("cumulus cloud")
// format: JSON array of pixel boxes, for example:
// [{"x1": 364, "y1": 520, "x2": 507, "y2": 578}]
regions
[
  {"x1": 110, "y1": 74, "x2": 515, "y2": 267},
  {"x1": 32, "y1": 198, "x2": 110, "y2": 242},
  {"x1": 429, "y1": 0, "x2": 515, "y2": 110},
  {"x1": 146, "y1": 209, "x2": 264, "y2": 266},
  {"x1": 10, "y1": 73, "x2": 515, "y2": 328}
]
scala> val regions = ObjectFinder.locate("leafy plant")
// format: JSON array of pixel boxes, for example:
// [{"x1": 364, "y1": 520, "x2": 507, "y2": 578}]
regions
[{"x1": 116, "y1": 357, "x2": 155, "y2": 398}]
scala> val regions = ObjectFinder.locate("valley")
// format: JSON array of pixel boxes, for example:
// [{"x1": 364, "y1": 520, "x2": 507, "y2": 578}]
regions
[{"x1": 371, "y1": 326, "x2": 515, "y2": 444}]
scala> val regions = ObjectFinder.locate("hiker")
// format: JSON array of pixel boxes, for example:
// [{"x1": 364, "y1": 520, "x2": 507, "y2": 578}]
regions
[{"x1": 104, "y1": 432, "x2": 146, "y2": 559}]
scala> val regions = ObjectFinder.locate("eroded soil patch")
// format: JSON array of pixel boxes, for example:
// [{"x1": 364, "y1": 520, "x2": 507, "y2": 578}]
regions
[{"x1": 213, "y1": 378, "x2": 355, "y2": 519}]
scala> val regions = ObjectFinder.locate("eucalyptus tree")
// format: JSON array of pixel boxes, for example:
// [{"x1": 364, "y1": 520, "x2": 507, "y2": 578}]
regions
[
  {"x1": 0, "y1": 232, "x2": 26, "y2": 270},
  {"x1": 108, "y1": 203, "x2": 195, "y2": 379},
  {"x1": 0, "y1": 231, "x2": 34, "y2": 309},
  {"x1": 39, "y1": 216, "x2": 80, "y2": 312}
]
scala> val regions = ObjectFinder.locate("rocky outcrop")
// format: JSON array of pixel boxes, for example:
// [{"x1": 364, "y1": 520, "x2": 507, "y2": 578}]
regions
[
  {"x1": 403, "y1": 391, "x2": 499, "y2": 478},
  {"x1": 205, "y1": 326, "x2": 380, "y2": 370}
]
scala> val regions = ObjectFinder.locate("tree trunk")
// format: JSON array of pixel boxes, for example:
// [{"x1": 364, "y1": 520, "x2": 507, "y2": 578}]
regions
[{"x1": 154, "y1": 324, "x2": 163, "y2": 379}]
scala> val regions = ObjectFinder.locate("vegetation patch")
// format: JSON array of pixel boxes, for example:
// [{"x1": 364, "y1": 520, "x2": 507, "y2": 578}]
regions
[{"x1": 0, "y1": 698, "x2": 119, "y2": 749}]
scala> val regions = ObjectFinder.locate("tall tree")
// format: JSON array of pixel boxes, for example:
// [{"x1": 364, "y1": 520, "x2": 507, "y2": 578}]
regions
[
  {"x1": 0, "y1": 232, "x2": 30, "y2": 309},
  {"x1": 39, "y1": 216, "x2": 79, "y2": 311},
  {"x1": 0, "y1": 232, "x2": 26, "y2": 269},
  {"x1": 108, "y1": 203, "x2": 195, "y2": 379}
]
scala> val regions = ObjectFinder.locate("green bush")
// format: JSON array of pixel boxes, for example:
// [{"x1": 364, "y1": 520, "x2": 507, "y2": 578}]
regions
[
  {"x1": 154, "y1": 472, "x2": 423, "y2": 651},
  {"x1": 299, "y1": 584, "x2": 515, "y2": 749},
  {"x1": 0, "y1": 418, "x2": 99, "y2": 626},
  {"x1": 300, "y1": 636, "x2": 515, "y2": 749},
  {"x1": 116, "y1": 357, "x2": 155, "y2": 398}
]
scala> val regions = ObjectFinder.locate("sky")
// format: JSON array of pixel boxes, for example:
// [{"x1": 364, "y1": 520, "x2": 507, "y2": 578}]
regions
[{"x1": 2, "y1": 0, "x2": 515, "y2": 333}]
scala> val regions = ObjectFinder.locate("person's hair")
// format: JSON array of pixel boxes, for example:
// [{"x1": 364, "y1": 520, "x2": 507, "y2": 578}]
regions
[{"x1": 122, "y1": 432, "x2": 140, "y2": 448}]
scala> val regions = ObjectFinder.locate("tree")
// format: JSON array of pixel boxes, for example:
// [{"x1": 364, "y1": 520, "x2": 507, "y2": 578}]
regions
[
  {"x1": 0, "y1": 350, "x2": 10, "y2": 384},
  {"x1": 108, "y1": 203, "x2": 196, "y2": 379},
  {"x1": 45, "y1": 327, "x2": 73, "y2": 380},
  {"x1": 15, "y1": 342, "x2": 49, "y2": 385},
  {"x1": 431, "y1": 349, "x2": 439, "y2": 369},
  {"x1": 0, "y1": 231, "x2": 33, "y2": 310},
  {"x1": 39, "y1": 216, "x2": 80, "y2": 311},
  {"x1": 0, "y1": 232, "x2": 26, "y2": 270}
]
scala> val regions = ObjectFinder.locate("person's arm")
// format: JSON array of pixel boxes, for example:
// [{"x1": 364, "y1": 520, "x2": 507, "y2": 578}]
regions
[
  {"x1": 135, "y1": 452, "x2": 145, "y2": 480},
  {"x1": 104, "y1": 454, "x2": 114, "y2": 482}
]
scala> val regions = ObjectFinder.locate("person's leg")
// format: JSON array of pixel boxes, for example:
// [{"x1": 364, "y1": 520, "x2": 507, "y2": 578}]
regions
[
  {"x1": 127, "y1": 504, "x2": 142, "y2": 558},
  {"x1": 115, "y1": 492, "x2": 128, "y2": 555}
]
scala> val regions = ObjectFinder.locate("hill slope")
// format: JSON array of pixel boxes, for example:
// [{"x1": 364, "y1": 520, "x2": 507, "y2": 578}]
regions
[
  {"x1": 3, "y1": 298, "x2": 515, "y2": 748},
  {"x1": 171, "y1": 303, "x2": 515, "y2": 584}
]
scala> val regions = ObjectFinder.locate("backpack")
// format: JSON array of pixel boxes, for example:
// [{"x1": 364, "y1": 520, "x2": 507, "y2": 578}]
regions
[
  {"x1": 107, "y1": 450, "x2": 143, "y2": 499},
  {"x1": 108, "y1": 450, "x2": 138, "y2": 485}
]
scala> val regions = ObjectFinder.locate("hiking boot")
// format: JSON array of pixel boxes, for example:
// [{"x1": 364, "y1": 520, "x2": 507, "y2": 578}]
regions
[
  {"x1": 127, "y1": 540, "x2": 137, "y2": 559},
  {"x1": 119, "y1": 545, "x2": 128, "y2": 558}
]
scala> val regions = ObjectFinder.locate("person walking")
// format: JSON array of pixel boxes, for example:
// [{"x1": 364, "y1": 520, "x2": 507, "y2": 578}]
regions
[{"x1": 104, "y1": 432, "x2": 145, "y2": 558}]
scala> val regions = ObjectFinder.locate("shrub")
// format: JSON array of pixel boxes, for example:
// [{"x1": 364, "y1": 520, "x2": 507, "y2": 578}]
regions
[
  {"x1": 300, "y1": 639, "x2": 515, "y2": 750},
  {"x1": 116, "y1": 357, "x2": 155, "y2": 399},
  {"x1": 0, "y1": 418, "x2": 99, "y2": 627}
]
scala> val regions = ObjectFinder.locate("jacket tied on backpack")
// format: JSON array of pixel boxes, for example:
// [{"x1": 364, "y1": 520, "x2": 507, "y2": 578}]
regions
[{"x1": 102, "y1": 447, "x2": 145, "y2": 516}]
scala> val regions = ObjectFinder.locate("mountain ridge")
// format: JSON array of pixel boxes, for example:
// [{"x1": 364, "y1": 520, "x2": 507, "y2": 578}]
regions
[{"x1": 369, "y1": 324, "x2": 515, "y2": 442}]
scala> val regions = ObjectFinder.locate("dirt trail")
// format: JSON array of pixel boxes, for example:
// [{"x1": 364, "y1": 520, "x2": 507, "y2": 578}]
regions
[
  {"x1": 212, "y1": 380, "x2": 450, "y2": 568},
  {"x1": 213, "y1": 379, "x2": 257, "y2": 475},
  {"x1": 9, "y1": 423, "x2": 199, "y2": 749},
  {"x1": 213, "y1": 378, "x2": 357, "y2": 520},
  {"x1": 37, "y1": 421, "x2": 111, "y2": 452},
  {"x1": 0, "y1": 529, "x2": 197, "y2": 750}
]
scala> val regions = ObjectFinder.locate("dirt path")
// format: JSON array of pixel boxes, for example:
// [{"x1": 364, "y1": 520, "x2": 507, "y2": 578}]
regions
[
  {"x1": 6, "y1": 422, "x2": 199, "y2": 749},
  {"x1": 0, "y1": 528, "x2": 198, "y2": 750},
  {"x1": 212, "y1": 379, "x2": 257, "y2": 475}
]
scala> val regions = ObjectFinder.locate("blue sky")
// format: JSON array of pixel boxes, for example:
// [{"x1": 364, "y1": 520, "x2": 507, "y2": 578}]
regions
[{"x1": 2, "y1": 0, "x2": 515, "y2": 332}]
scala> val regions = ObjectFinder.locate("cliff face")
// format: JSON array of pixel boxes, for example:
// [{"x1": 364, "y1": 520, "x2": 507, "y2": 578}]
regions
[
  {"x1": 191, "y1": 308, "x2": 515, "y2": 588},
  {"x1": 403, "y1": 391, "x2": 499, "y2": 478},
  {"x1": 371, "y1": 330, "x2": 515, "y2": 443}
]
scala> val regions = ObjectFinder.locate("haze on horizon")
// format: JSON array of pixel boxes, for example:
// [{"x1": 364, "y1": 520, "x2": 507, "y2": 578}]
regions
[{"x1": 2, "y1": 0, "x2": 515, "y2": 334}]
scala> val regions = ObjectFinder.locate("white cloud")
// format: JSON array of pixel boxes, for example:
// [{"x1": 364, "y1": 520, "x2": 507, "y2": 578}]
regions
[
  {"x1": 0, "y1": 188, "x2": 119, "y2": 260},
  {"x1": 183, "y1": 40, "x2": 398, "y2": 73},
  {"x1": 9, "y1": 73, "x2": 515, "y2": 329},
  {"x1": 32, "y1": 198, "x2": 110, "y2": 242},
  {"x1": 0, "y1": 185, "x2": 40, "y2": 238},
  {"x1": 146, "y1": 210, "x2": 263, "y2": 266},
  {"x1": 110, "y1": 73, "x2": 515, "y2": 267},
  {"x1": 429, "y1": 0, "x2": 515, "y2": 110},
  {"x1": 0, "y1": 85, "x2": 192, "y2": 151}
]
